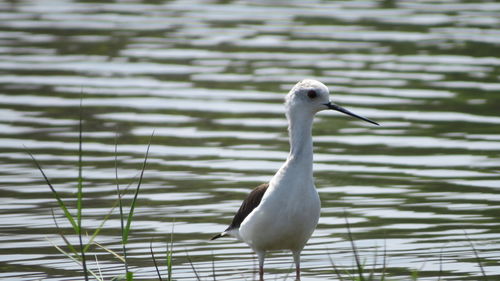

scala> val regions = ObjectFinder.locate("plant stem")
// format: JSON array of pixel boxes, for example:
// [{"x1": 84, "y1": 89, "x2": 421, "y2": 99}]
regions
[
  {"x1": 150, "y1": 239, "x2": 163, "y2": 281},
  {"x1": 115, "y1": 130, "x2": 129, "y2": 274},
  {"x1": 77, "y1": 92, "x2": 89, "y2": 281},
  {"x1": 344, "y1": 211, "x2": 364, "y2": 281}
]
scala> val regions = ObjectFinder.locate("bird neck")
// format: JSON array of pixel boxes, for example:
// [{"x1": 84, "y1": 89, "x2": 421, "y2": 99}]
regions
[
  {"x1": 286, "y1": 110, "x2": 314, "y2": 170},
  {"x1": 267, "y1": 110, "x2": 315, "y2": 192}
]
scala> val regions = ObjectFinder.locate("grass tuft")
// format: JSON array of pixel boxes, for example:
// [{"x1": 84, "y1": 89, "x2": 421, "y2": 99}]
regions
[
  {"x1": 25, "y1": 94, "x2": 89, "y2": 280},
  {"x1": 28, "y1": 96, "x2": 157, "y2": 280}
]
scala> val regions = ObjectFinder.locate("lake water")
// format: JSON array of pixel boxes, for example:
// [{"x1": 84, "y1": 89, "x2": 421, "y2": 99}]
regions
[{"x1": 1, "y1": 0, "x2": 500, "y2": 280}]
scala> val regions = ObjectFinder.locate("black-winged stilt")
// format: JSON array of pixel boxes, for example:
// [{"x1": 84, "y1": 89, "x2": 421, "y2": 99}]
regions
[{"x1": 211, "y1": 79, "x2": 379, "y2": 280}]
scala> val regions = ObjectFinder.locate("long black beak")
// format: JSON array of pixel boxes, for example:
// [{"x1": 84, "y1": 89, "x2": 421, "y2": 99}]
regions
[{"x1": 325, "y1": 102, "x2": 379, "y2": 126}]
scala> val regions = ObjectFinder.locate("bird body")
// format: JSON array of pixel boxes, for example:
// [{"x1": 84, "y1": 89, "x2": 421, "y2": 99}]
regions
[
  {"x1": 238, "y1": 156, "x2": 321, "y2": 252},
  {"x1": 212, "y1": 79, "x2": 378, "y2": 280}
]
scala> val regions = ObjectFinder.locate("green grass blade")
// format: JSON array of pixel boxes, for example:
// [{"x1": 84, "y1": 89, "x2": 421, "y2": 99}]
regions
[
  {"x1": 368, "y1": 243, "x2": 378, "y2": 281},
  {"x1": 411, "y1": 270, "x2": 418, "y2": 280},
  {"x1": 211, "y1": 252, "x2": 216, "y2": 281},
  {"x1": 25, "y1": 146, "x2": 79, "y2": 232},
  {"x1": 82, "y1": 204, "x2": 114, "y2": 253},
  {"x1": 166, "y1": 242, "x2": 172, "y2": 281},
  {"x1": 115, "y1": 130, "x2": 130, "y2": 275},
  {"x1": 83, "y1": 172, "x2": 140, "y2": 253},
  {"x1": 150, "y1": 239, "x2": 163, "y2": 281},
  {"x1": 95, "y1": 254, "x2": 103, "y2": 281},
  {"x1": 93, "y1": 241, "x2": 126, "y2": 263},
  {"x1": 123, "y1": 131, "x2": 154, "y2": 245},
  {"x1": 437, "y1": 244, "x2": 444, "y2": 281},
  {"x1": 46, "y1": 237, "x2": 103, "y2": 281},
  {"x1": 76, "y1": 93, "x2": 89, "y2": 281},
  {"x1": 186, "y1": 252, "x2": 201, "y2": 281},
  {"x1": 464, "y1": 231, "x2": 488, "y2": 280},
  {"x1": 116, "y1": 134, "x2": 126, "y2": 242},
  {"x1": 381, "y1": 239, "x2": 387, "y2": 281},
  {"x1": 167, "y1": 223, "x2": 174, "y2": 281},
  {"x1": 50, "y1": 208, "x2": 80, "y2": 257},
  {"x1": 327, "y1": 251, "x2": 344, "y2": 281},
  {"x1": 344, "y1": 212, "x2": 365, "y2": 281},
  {"x1": 77, "y1": 138, "x2": 83, "y2": 229}
]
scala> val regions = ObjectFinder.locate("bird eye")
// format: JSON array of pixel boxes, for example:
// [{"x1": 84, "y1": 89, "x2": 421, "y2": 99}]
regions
[{"x1": 307, "y1": 90, "x2": 317, "y2": 99}]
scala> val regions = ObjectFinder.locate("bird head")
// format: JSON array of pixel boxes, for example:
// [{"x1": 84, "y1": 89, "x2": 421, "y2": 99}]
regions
[{"x1": 285, "y1": 79, "x2": 379, "y2": 126}]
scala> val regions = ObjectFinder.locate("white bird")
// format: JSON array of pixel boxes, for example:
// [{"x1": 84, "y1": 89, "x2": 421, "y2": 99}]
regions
[{"x1": 211, "y1": 79, "x2": 378, "y2": 281}]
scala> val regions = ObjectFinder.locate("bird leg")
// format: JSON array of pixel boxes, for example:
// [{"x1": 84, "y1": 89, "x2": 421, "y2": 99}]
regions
[
  {"x1": 257, "y1": 251, "x2": 266, "y2": 281},
  {"x1": 293, "y1": 250, "x2": 301, "y2": 281}
]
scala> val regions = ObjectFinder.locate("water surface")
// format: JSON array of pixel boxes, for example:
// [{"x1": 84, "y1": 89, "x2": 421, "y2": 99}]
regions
[{"x1": 1, "y1": 0, "x2": 500, "y2": 280}]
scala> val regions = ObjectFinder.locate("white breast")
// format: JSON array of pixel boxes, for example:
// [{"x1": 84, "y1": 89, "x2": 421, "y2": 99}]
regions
[{"x1": 238, "y1": 160, "x2": 321, "y2": 252}]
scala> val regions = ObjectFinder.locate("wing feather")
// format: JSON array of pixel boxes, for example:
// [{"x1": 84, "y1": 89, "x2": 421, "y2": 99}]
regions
[
  {"x1": 211, "y1": 183, "x2": 269, "y2": 240},
  {"x1": 229, "y1": 183, "x2": 269, "y2": 229}
]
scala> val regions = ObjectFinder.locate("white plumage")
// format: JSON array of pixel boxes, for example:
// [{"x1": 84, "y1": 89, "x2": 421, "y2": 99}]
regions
[{"x1": 212, "y1": 79, "x2": 378, "y2": 280}]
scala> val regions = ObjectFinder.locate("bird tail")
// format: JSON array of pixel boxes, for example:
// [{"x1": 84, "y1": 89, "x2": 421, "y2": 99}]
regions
[{"x1": 210, "y1": 231, "x2": 228, "y2": 240}]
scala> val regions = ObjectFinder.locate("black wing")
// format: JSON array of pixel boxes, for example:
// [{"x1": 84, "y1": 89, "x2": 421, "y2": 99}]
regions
[
  {"x1": 211, "y1": 183, "x2": 269, "y2": 240},
  {"x1": 228, "y1": 183, "x2": 269, "y2": 230}
]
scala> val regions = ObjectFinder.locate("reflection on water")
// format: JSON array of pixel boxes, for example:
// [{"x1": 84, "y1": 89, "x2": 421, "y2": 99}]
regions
[{"x1": 1, "y1": 0, "x2": 500, "y2": 280}]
